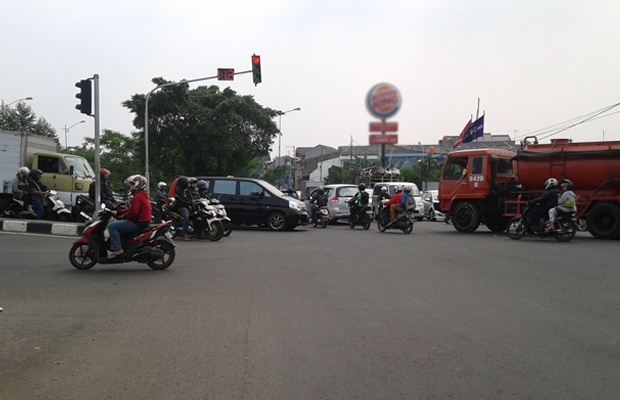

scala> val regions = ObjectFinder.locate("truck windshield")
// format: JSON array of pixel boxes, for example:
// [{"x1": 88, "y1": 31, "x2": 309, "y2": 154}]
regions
[{"x1": 65, "y1": 156, "x2": 95, "y2": 178}]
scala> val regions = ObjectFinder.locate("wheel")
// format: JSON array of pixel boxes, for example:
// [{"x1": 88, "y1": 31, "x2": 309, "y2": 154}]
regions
[
  {"x1": 452, "y1": 202, "x2": 481, "y2": 233},
  {"x1": 147, "y1": 239, "x2": 175, "y2": 270},
  {"x1": 69, "y1": 243, "x2": 97, "y2": 270},
  {"x1": 554, "y1": 219, "x2": 577, "y2": 242},
  {"x1": 377, "y1": 219, "x2": 387, "y2": 232},
  {"x1": 222, "y1": 220, "x2": 233, "y2": 237},
  {"x1": 506, "y1": 217, "x2": 525, "y2": 240},
  {"x1": 428, "y1": 208, "x2": 435, "y2": 221},
  {"x1": 59, "y1": 213, "x2": 73, "y2": 222},
  {"x1": 201, "y1": 220, "x2": 224, "y2": 241},
  {"x1": 349, "y1": 219, "x2": 356, "y2": 229},
  {"x1": 320, "y1": 218, "x2": 327, "y2": 228},
  {"x1": 416, "y1": 216, "x2": 423, "y2": 222},
  {"x1": 586, "y1": 203, "x2": 620, "y2": 239},
  {"x1": 402, "y1": 221, "x2": 414, "y2": 234},
  {"x1": 485, "y1": 216, "x2": 509, "y2": 233},
  {"x1": 362, "y1": 217, "x2": 371, "y2": 230},
  {"x1": 267, "y1": 212, "x2": 287, "y2": 231}
]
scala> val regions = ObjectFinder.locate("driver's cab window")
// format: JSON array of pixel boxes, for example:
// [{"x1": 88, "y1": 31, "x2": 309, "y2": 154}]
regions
[
  {"x1": 39, "y1": 156, "x2": 66, "y2": 174},
  {"x1": 240, "y1": 181, "x2": 267, "y2": 197},
  {"x1": 443, "y1": 158, "x2": 468, "y2": 180}
]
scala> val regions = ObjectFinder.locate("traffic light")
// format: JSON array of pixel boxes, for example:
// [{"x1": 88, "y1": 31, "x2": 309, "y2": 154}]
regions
[
  {"x1": 252, "y1": 54, "x2": 261, "y2": 86},
  {"x1": 75, "y1": 79, "x2": 92, "y2": 115}
]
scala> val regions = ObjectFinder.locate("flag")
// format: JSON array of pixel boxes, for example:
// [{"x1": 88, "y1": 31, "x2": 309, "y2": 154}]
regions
[{"x1": 453, "y1": 115, "x2": 484, "y2": 149}]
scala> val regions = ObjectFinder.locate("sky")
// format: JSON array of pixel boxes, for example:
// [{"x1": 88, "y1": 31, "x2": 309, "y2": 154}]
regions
[{"x1": 2, "y1": 0, "x2": 620, "y2": 159}]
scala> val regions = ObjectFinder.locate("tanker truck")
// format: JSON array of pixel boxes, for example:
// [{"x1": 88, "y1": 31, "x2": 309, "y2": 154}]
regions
[
  {"x1": 1, "y1": 130, "x2": 95, "y2": 208},
  {"x1": 437, "y1": 137, "x2": 620, "y2": 239}
]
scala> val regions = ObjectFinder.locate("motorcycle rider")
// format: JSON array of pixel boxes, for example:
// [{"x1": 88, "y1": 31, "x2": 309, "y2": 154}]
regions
[
  {"x1": 107, "y1": 175, "x2": 152, "y2": 259},
  {"x1": 196, "y1": 180, "x2": 210, "y2": 199},
  {"x1": 309, "y1": 187, "x2": 328, "y2": 224},
  {"x1": 382, "y1": 185, "x2": 403, "y2": 222},
  {"x1": 527, "y1": 177, "x2": 559, "y2": 233},
  {"x1": 173, "y1": 176, "x2": 194, "y2": 241},
  {"x1": 28, "y1": 168, "x2": 47, "y2": 219},
  {"x1": 349, "y1": 183, "x2": 369, "y2": 222},
  {"x1": 545, "y1": 179, "x2": 577, "y2": 232},
  {"x1": 11, "y1": 166, "x2": 31, "y2": 204},
  {"x1": 89, "y1": 168, "x2": 114, "y2": 210}
]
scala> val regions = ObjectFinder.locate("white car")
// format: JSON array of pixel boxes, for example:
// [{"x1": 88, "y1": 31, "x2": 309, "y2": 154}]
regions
[{"x1": 422, "y1": 190, "x2": 446, "y2": 221}]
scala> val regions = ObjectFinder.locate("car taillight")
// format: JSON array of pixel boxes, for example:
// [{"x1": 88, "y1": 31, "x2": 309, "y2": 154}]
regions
[{"x1": 330, "y1": 197, "x2": 338, "y2": 203}]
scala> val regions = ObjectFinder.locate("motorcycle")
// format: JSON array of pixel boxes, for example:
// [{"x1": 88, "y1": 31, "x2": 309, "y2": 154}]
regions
[
  {"x1": 377, "y1": 204, "x2": 415, "y2": 234},
  {"x1": 0, "y1": 193, "x2": 36, "y2": 219},
  {"x1": 72, "y1": 194, "x2": 95, "y2": 223},
  {"x1": 311, "y1": 203, "x2": 329, "y2": 228},
  {"x1": 205, "y1": 197, "x2": 233, "y2": 237},
  {"x1": 68, "y1": 207, "x2": 175, "y2": 270},
  {"x1": 164, "y1": 199, "x2": 224, "y2": 241},
  {"x1": 347, "y1": 200, "x2": 372, "y2": 230},
  {"x1": 44, "y1": 190, "x2": 73, "y2": 221},
  {"x1": 506, "y1": 204, "x2": 577, "y2": 242}
]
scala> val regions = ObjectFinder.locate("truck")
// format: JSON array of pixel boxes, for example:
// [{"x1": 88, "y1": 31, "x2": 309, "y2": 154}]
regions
[
  {"x1": 438, "y1": 137, "x2": 620, "y2": 239},
  {"x1": 1, "y1": 130, "x2": 95, "y2": 208}
]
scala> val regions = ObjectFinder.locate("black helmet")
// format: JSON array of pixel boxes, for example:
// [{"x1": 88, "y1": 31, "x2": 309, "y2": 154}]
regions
[
  {"x1": 177, "y1": 176, "x2": 189, "y2": 188},
  {"x1": 317, "y1": 187, "x2": 325, "y2": 195},
  {"x1": 561, "y1": 179, "x2": 574, "y2": 191},
  {"x1": 358, "y1": 183, "x2": 366, "y2": 191},
  {"x1": 29, "y1": 168, "x2": 43, "y2": 180},
  {"x1": 197, "y1": 180, "x2": 208, "y2": 191}
]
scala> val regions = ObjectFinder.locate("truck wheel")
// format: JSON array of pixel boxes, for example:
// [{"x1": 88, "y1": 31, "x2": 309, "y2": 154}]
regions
[
  {"x1": 586, "y1": 203, "x2": 620, "y2": 239},
  {"x1": 485, "y1": 216, "x2": 509, "y2": 232},
  {"x1": 452, "y1": 202, "x2": 480, "y2": 233}
]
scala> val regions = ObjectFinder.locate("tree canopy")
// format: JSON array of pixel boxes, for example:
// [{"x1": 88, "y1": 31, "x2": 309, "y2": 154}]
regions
[
  {"x1": 122, "y1": 79, "x2": 279, "y2": 183},
  {"x1": 0, "y1": 102, "x2": 56, "y2": 137}
]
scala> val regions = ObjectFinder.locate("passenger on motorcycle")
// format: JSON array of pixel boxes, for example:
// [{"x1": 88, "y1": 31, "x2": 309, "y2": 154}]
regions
[
  {"x1": 349, "y1": 184, "x2": 369, "y2": 221},
  {"x1": 173, "y1": 176, "x2": 194, "y2": 241},
  {"x1": 196, "y1": 180, "x2": 210, "y2": 199},
  {"x1": 156, "y1": 181, "x2": 168, "y2": 197},
  {"x1": 89, "y1": 168, "x2": 114, "y2": 210},
  {"x1": 11, "y1": 166, "x2": 30, "y2": 203},
  {"x1": 545, "y1": 179, "x2": 576, "y2": 232},
  {"x1": 309, "y1": 187, "x2": 328, "y2": 224},
  {"x1": 107, "y1": 175, "x2": 152, "y2": 259},
  {"x1": 526, "y1": 177, "x2": 559, "y2": 233},
  {"x1": 28, "y1": 168, "x2": 47, "y2": 219},
  {"x1": 382, "y1": 185, "x2": 403, "y2": 221}
]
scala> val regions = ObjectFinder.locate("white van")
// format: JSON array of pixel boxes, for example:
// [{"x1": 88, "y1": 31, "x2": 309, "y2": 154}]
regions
[{"x1": 371, "y1": 182, "x2": 424, "y2": 221}]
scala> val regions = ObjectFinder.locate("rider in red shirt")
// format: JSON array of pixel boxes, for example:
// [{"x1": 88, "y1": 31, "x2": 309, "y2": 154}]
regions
[{"x1": 382, "y1": 186, "x2": 403, "y2": 221}]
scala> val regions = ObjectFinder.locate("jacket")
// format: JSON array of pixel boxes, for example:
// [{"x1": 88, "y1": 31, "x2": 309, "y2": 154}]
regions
[{"x1": 119, "y1": 190, "x2": 152, "y2": 224}]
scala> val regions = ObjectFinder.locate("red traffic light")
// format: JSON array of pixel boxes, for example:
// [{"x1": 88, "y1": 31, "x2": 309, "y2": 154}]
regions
[
  {"x1": 251, "y1": 54, "x2": 262, "y2": 86},
  {"x1": 252, "y1": 55, "x2": 261, "y2": 65}
]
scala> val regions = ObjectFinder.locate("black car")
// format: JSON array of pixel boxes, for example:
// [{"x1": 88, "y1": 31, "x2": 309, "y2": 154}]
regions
[{"x1": 196, "y1": 177, "x2": 309, "y2": 231}]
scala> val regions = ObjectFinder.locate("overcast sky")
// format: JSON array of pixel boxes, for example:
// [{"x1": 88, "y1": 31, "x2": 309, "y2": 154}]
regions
[{"x1": 2, "y1": 0, "x2": 619, "y2": 157}]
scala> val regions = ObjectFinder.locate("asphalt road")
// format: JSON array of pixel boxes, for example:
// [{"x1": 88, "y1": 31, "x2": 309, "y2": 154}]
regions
[{"x1": 1, "y1": 222, "x2": 619, "y2": 399}]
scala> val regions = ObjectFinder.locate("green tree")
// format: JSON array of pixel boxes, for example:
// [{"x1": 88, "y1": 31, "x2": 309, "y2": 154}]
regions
[
  {"x1": 122, "y1": 79, "x2": 279, "y2": 182},
  {"x1": 0, "y1": 102, "x2": 57, "y2": 137}
]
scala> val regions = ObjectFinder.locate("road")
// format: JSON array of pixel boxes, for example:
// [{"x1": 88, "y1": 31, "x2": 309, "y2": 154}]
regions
[{"x1": 1, "y1": 222, "x2": 619, "y2": 399}]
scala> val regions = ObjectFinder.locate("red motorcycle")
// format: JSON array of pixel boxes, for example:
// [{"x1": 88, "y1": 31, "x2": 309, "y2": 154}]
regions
[{"x1": 69, "y1": 208, "x2": 176, "y2": 270}]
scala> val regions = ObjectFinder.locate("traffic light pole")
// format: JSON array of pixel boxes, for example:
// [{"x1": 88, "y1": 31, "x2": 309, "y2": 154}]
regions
[
  {"x1": 143, "y1": 70, "x2": 251, "y2": 191},
  {"x1": 93, "y1": 74, "x2": 101, "y2": 217}
]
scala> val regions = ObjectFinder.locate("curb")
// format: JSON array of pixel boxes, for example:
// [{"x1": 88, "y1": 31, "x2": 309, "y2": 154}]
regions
[{"x1": 0, "y1": 218, "x2": 84, "y2": 236}]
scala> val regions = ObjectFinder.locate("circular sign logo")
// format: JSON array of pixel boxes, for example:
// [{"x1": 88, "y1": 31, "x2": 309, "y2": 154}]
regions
[{"x1": 366, "y1": 83, "x2": 401, "y2": 119}]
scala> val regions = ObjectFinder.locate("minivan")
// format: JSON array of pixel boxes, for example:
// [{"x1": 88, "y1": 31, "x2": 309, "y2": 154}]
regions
[
  {"x1": 196, "y1": 177, "x2": 309, "y2": 231},
  {"x1": 371, "y1": 182, "x2": 424, "y2": 221}
]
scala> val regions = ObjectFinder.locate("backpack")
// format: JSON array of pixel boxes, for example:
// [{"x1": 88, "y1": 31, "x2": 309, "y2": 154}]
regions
[{"x1": 359, "y1": 191, "x2": 369, "y2": 206}]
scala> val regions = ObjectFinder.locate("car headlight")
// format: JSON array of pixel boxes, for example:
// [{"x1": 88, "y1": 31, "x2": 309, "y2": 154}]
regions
[{"x1": 289, "y1": 201, "x2": 302, "y2": 211}]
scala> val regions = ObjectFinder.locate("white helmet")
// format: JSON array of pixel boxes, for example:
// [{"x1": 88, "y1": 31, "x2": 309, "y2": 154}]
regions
[
  {"x1": 125, "y1": 174, "x2": 148, "y2": 191},
  {"x1": 394, "y1": 185, "x2": 402, "y2": 193},
  {"x1": 380, "y1": 186, "x2": 388, "y2": 193},
  {"x1": 158, "y1": 181, "x2": 167, "y2": 189},
  {"x1": 17, "y1": 166, "x2": 30, "y2": 180},
  {"x1": 544, "y1": 178, "x2": 558, "y2": 191},
  {"x1": 403, "y1": 185, "x2": 412, "y2": 193}
]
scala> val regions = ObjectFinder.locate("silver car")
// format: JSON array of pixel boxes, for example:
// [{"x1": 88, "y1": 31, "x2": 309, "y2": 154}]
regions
[
  {"x1": 306, "y1": 184, "x2": 359, "y2": 222},
  {"x1": 422, "y1": 190, "x2": 445, "y2": 221}
]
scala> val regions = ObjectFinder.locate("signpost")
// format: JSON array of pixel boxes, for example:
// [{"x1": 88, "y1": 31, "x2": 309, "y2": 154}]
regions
[{"x1": 366, "y1": 83, "x2": 401, "y2": 166}]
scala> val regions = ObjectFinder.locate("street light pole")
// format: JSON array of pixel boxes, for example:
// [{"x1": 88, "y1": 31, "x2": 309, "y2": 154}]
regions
[
  {"x1": 276, "y1": 107, "x2": 301, "y2": 166},
  {"x1": 2, "y1": 97, "x2": 33, "y2": 107},
  {"x1": 63, "y1": 120, "x2": 86, "y2": 149}
]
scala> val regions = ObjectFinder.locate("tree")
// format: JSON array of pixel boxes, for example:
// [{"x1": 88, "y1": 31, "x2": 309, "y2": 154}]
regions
[
  {"x1": 122, "y1": 79, "x2": 279, "y2": 182},
  {"x1": 0, "y1": 102, "x2": 57, "y2": 138}
]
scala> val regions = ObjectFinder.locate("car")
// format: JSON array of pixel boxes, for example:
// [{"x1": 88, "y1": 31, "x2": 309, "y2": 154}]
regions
[
  {"x1": 422, "y1": 190, "x2": 445, "y2": 221},
  {"x1": 195, "y1": 176, "x2": 309, "y2": 231},
  {"x1": 305, "y1": 184, "x2": 358, "y2": 223},
  {"x1": 371, "y1": 182, "x2": 425, "y2": 221}
]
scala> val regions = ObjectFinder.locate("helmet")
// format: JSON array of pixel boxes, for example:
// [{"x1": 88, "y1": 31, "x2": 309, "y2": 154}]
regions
[
  {"x1": 125, "y1": 174, "x2": 147, "y2": 191},
  {"x1": 100, "y1": 168, "x2": 110, "y2": 179},
  {"x1": 188, "y1": 177, "x2": 198, "y2": 185},
  {"x1": 380, "y1": 186, "x2": 388, "y2": 193},
  {"x1": 394, "y1": 185, "x2": 402, "y2": 193},
  {"x1": 560, "y1": 179, "x2": 574, "y2": 190},
  {"x1": 544, "y1": 178, "x2": 558, "y2": 191},
  {"x1": 17, "y1": 166, "x2": 30, "y2": 180},
  {"x1": 403, "y1": 186, "x2": 412, "y2": 193},
  {"x1": 158, "y1": 181, "x2": 167, "y2": 189},
  {"x1": 29, "y1": 168, "x2": 43, "y2": 180},
  {"x1": 317, "y1": 187, "x2": 325, "y2": 195},
  {"x1": 177, "y1": 176, "x2": 189, "y2": 188},
  {"x1": 358, "y1": 183, "x2": 366, "y2": 191},
  {"x1": 197, "y1": 180, "x2": 208, "y2": 191}
]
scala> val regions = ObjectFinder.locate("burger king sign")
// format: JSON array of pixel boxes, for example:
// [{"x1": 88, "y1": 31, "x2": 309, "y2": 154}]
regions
[{"x1": 366, "y1": 83, "x2": 401, "y2": 120}]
